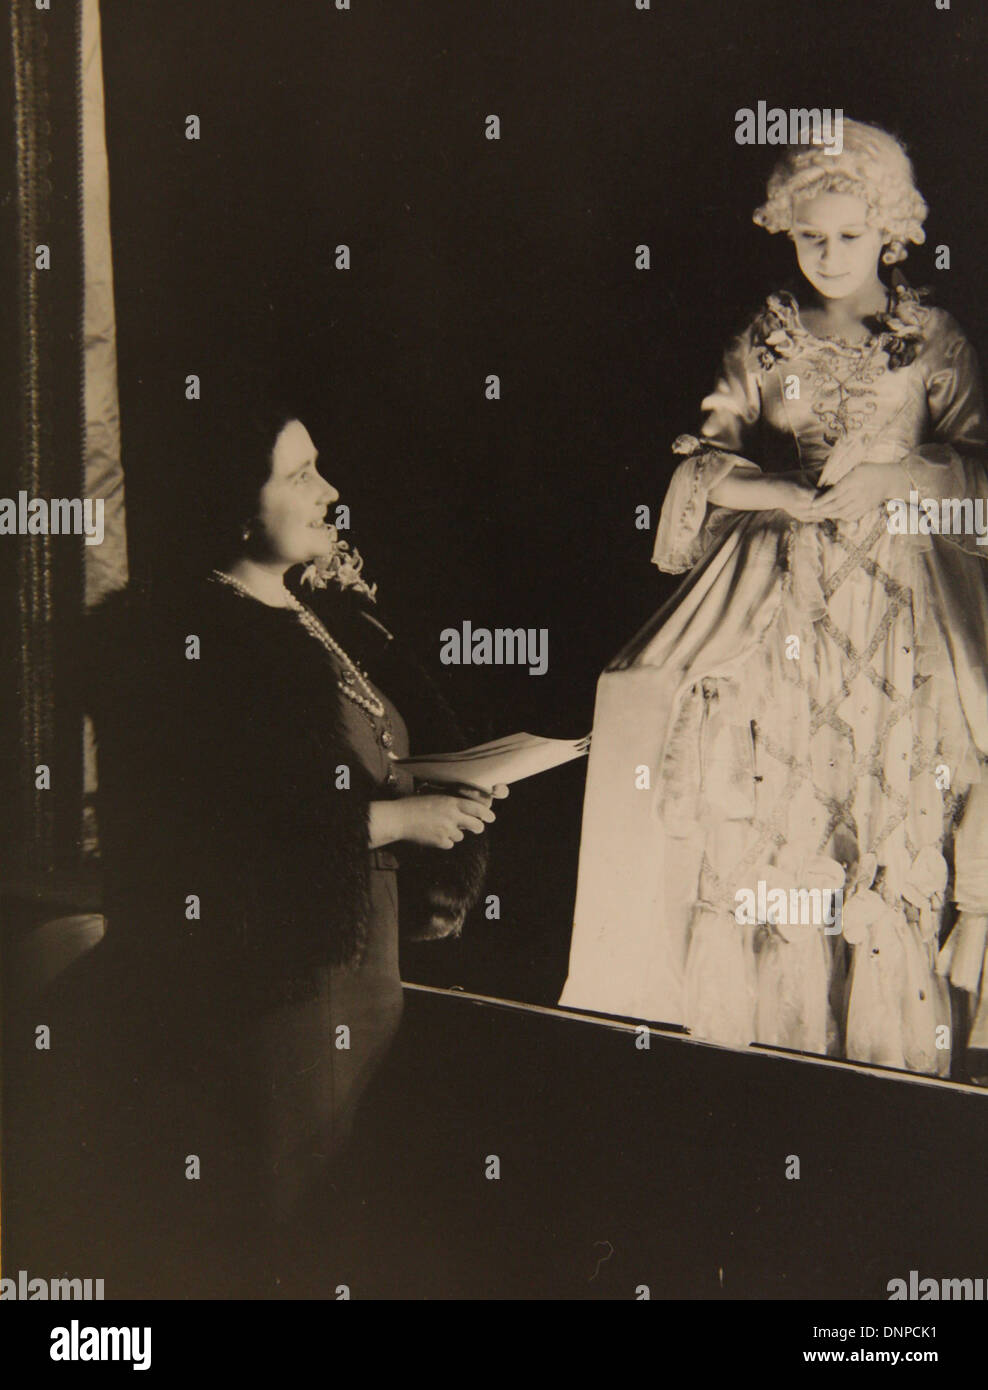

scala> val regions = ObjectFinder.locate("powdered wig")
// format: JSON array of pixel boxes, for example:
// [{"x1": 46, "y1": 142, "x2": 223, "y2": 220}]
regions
[{"x1": 752, "y1": 119, "x2": 928, "y2": 266}]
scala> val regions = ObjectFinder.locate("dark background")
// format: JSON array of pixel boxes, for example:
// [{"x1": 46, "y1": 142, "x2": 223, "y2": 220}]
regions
[{"x1": 100, "y1": 0, "x2": 988, "y2": 1007}]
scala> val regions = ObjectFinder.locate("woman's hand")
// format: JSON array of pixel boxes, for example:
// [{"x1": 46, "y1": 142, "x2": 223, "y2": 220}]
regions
[
  {"x1": 808, "y1": 461, "x2": 908, "y2": 524},
  {"x1": 371, "y1": 794, "x2": 497, "y2": 850},
  {"x1": 401, "y1": 794, "x2": 497, "y2": 849},
  {"x1": 416, "y1": 781, "x2": 510, "y2": 803}
]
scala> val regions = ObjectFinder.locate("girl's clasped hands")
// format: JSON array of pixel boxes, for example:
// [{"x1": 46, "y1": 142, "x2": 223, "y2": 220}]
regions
[{"x1": 777, "y1": 460, "x2": 908, "y2": 525}]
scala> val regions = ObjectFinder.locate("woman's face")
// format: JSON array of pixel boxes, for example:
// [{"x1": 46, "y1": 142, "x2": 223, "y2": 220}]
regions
[
  {"x1": 253, "y1": 419, "x2": 339, "y2": 566},
  {"x1": 790, "y1": 192, "x2": 885, "y2": 302}
]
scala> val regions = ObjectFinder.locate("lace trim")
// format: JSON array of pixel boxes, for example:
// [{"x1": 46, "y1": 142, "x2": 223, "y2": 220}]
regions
[{"x1": 751, "y1": 280, "x2": 932, "y2": 373}]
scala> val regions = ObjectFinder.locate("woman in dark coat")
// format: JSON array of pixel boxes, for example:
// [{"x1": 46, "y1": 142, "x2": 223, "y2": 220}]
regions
[{"x1": 31, "y1": 403, "x2": 505, "y2": 1292}]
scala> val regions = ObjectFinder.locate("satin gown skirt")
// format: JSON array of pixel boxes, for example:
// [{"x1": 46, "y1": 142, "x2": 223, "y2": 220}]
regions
[{"x1": 562, "y1": 508, "x2": 985, "y2": 1076}]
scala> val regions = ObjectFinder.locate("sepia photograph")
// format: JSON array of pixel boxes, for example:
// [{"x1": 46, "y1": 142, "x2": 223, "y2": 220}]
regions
[{"x1": 2, "y1": 0, "x2": 986, "y2": 1358}]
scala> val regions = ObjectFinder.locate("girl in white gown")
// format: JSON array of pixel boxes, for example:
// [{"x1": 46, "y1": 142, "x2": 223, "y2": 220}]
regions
[{"x1": 561, "y1": 120, "x2": 988, "y2": 1079}]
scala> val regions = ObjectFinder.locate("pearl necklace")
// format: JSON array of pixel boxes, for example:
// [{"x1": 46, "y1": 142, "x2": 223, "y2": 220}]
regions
[{"x1": 210, "y1": 569, "x2": 398, "y2": 758}]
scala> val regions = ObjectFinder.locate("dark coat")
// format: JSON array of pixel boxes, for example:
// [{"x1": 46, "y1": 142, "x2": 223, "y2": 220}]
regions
[{"x1": 81, "y1": 574, "x2": 487, "y2": 1013}]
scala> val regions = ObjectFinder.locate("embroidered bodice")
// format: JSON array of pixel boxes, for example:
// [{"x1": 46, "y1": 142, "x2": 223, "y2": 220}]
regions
[
  {"x1": 653, "y1": 287, "x2": 988, "y2": 576},
  {"x1": 697, "y1": 290, "x2": 986, "y2": 476}
]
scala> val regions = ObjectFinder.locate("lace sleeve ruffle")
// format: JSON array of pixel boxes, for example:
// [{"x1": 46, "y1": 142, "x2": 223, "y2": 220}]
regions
[
  {"x1": 898, "y1": 317, "x2": 988, "y2": 560},
  {"x1": 652, "y1": 436, "x2": 761, "y2": 573},
  {"x1": 652, "y1": 330, "x2": 763, "y2": 574}
]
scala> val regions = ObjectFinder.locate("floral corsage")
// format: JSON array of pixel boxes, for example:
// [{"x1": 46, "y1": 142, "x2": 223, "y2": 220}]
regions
[
  {"x1": 867, "y1": 279, "x2": 931, "y2": 369},
  {"x1": 751, "y1": 292, "x2": 801, "y2": 369},
  {"x1": 299, "y1": 527, "x2": 378, "y2": 602}
]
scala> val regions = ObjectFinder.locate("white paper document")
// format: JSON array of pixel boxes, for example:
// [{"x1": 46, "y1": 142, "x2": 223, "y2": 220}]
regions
[{"x1": 395, "y1": 732, "x2": 591, "y2": 788}]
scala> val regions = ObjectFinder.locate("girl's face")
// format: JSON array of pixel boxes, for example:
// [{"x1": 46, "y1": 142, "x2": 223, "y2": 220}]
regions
[
  {"x1": 253, "y1": 419, "x2": 339, "y2": 566},
  {"x1": 790, "y1": 192, "x2": 885, "y2": 302}
]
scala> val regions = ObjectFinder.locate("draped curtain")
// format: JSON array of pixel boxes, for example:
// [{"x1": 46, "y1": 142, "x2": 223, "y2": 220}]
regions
[
  {"x1": 80, "y1": 0, "x2": 128, "y2": 856},
  {"x1": 5, "y1": 0, "x2": 126, "y2": 875}
]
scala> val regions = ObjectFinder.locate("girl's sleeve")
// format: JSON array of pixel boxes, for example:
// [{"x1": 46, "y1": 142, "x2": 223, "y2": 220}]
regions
[
  {"x1": 898, "y1": 314, "x2": 988, "y2": 560},
  {"x1": 652, "y1": 330, "x2": 764, "y2": 573}
]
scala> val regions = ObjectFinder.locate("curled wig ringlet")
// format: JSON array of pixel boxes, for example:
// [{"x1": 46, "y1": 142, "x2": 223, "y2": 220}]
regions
[{"x1": 752, "y1": 119, "x2": 928, "y2": 266}]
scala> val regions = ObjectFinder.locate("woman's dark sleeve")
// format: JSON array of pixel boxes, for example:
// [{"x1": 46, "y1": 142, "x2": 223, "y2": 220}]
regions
[{"x1": 180, "y1": 596, "x2": 377, "y2": 973}]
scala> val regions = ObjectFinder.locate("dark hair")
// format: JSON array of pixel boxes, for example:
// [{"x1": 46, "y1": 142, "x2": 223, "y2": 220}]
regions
[{"x1": 186, "y1": 375, "x2": 305, "y2": 576}]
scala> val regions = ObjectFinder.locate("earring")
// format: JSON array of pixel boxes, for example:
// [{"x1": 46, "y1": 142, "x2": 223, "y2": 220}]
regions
[{"x1": 241, "y1": 524, "x2": 252, "y2": 542}]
